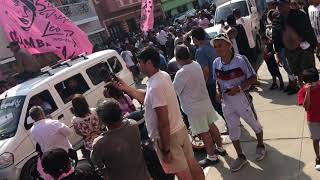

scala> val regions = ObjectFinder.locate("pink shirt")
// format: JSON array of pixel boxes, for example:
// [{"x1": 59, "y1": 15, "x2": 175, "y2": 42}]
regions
[{"x1": 199, "y1": 18, "x2": 210, "y2": 29}]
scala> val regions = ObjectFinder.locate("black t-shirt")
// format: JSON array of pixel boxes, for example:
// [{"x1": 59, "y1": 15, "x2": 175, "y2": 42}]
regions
[
  {"x1": 234, "y1": 24, "x2": 252, "y2": 59},
  {"x1": 61, "y1": 168, "x2": 102, "y2": 180}
]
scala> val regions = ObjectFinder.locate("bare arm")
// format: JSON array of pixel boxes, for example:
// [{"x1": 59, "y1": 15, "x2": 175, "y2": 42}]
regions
[
  {"x1": 240, "y1": 75, "x2": 257, "y2": 90},
  {"x1": 303, "y1": 85, "x2": 311, "y2": 110},
  {"x1": 114, "y1": 78, "x2": 146, "y2": 103},
  {"x1": 124, "y1": 86, "x2": 146, "y2": 103},
  {"x1": 155, "y1": 106, "x2": 170, "y2": 152},
  {"x1": 202, "y1": 66, "x2": 210, "y2": 82},
  {"x1": 228, "y1": 75, "x2": 257, "y2": 96}
]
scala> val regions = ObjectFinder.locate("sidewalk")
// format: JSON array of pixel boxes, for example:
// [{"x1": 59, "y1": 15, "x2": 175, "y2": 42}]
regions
[{"x1": 204, "y1": 62, "x2": 320, "y2": 180}]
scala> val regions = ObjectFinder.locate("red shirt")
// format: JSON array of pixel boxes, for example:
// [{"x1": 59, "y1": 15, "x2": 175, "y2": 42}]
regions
[{"x1": 297, "y1": 81, "x2": 320, "y2": 122}]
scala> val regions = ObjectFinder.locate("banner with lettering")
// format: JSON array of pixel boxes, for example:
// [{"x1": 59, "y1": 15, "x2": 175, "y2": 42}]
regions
[
  {"x1": 140, "y1": 0, "x2": 154, "y2": 32},
  {"x1": 0, "y1": 0, "x2": 93, "y2": 60}
]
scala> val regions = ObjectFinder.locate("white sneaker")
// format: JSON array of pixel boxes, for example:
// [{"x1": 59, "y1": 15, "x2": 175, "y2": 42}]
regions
[{"x1": 315, "y1": 159, "x2": 320, "y2": 171}]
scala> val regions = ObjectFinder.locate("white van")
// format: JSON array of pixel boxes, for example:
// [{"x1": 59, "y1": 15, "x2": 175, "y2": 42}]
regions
[
  {"x1": 0, "y1": 50, "x2": 135, "y2": 180},
  {"x1": 206, "y1": 0, "x2": 261, "y2": 49}
]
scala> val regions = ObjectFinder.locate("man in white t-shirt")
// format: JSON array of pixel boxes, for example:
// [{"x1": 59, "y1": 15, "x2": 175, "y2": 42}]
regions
[
  {"x1": 157, "y1": 28, "x2": 168, "y2": 57},
  {"x1": 114, "y1": 48, "x2": 204, "y2": 180},
  {"x1": 120, "y1": 45, "x2": 140, "y2": 80},
  {"x1": 233, "y1": 9, "x2": 258, "y2": 71},
  {"x1": 173, "y1": 45, "x2": 227, "y2": 167},
  {"x1": 308, "y1": 0, "x2": 320, "y2": 60}
]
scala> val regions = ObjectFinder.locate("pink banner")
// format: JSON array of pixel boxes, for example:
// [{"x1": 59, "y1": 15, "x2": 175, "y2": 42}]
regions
[
  {"x1": 140, "y1": 0, "x2": 154, "y2": 32},
  {"x1": 0, "y1": 0, "x2": 93, "y2": 60}
]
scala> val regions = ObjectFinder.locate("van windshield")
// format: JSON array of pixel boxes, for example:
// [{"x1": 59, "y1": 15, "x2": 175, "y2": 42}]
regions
[
  {"x1": 214, "y1": 1, "x2": 249, "y2": 24},
  {"x1": 0, "y1": 96, "x2": 25, "y2": 140}
]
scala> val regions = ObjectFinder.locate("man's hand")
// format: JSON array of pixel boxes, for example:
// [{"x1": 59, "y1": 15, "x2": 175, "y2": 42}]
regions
[
  {"x1": 114, "y1": 78, "x2": 130, "y2": 92},
  {"x1": 227, "y1": 86, "x2": 241, "y2": 96},
  {"x1": 162, "y1": 151, "x2": 173, "y2": 164},
  {"x1": 306, "y1": 83, "x2": 312, "y2": 93},
  {"x1": 275, "y1": 53, "x2": 283, "y2": 67}
]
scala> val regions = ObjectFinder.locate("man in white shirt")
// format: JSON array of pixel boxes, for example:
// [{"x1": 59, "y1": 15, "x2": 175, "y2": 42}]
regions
[
  {"x1": 308, "y1": 0, "x2": 320, "y2": 61},
  {"x1": 157, "y1": 28, "x2": 168, "y2": 57},
  {"x1": 29, "y1": 106, "x2": 73, "y2": 153},
  {"x1": 114, "y1": 48, "x2": 204, "y2": 180},
  {"x1": 121, "y1": 44, "x2": 140, "y2": 80},
  {"x1": 233, "y1": 9, "x2": 258, "y2": 71},
  {"x1": 173, "y1": 45, "x2": 227, "y2": 167}
]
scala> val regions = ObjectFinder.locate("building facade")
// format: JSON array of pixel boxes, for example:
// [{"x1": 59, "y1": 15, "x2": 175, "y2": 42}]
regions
[
  {"x1": 161, "y1": 0, "x2": 196, "y2": 17},
  {"x1": 93, "y1": 0, "x2": 165, "y2": 39},
  {"x1": 51, "y1": 0, "x2": 108, "y2": 47}
]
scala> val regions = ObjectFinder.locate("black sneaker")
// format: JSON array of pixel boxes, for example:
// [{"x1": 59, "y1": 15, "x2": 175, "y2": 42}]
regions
[
  {"x1": 199, "y1": 156, "x2": 220, "y2": 168},
  {"x1": 315, "y1": 158, "x2": 320, "y2": 171},
  {"x1": 215, "y1": 147, "x2": 227, "y2": 156}
]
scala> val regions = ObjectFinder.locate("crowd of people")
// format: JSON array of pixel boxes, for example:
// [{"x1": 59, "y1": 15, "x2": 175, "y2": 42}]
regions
[{"x1": 11, "y1": 0, "x2": 320, "y2": 179}]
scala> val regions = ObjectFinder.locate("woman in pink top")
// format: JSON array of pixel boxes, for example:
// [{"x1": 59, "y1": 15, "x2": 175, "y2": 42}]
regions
[
  {"x1": 71, "y1": 94, "x2": 102, "y2": 150},
  {"x1": 103, "y1": 82, "x2": 136, "y2": 117}
]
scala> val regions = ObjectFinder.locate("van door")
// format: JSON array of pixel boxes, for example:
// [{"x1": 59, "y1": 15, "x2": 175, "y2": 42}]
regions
[
  {"x1": 22, "y1": 86, "x2": 62, "y2": 157},
  {"x1": 49, "y1": 73, "x2": 91, "y2": 148}
]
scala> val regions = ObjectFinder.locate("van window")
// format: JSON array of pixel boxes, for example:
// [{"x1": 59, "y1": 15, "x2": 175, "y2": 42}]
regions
[
  {"x1": 0, "y1": 96, "x2": 25, "y2": 140},
  {"x1": 55, "y1": 74, "x2": 90, "y2": 103},
  {"x1": 29, "y1": 91, "x2": 58, "y2": 115},
  {"x1": 24, "y1": 90, "x2": 58, "y2": 130},
  {"x1": 86, "y1": 62, "x2": 112, "y2": 85},
  {"x1": 108, "y1": 56, "x2": 123, "y2": 74}
]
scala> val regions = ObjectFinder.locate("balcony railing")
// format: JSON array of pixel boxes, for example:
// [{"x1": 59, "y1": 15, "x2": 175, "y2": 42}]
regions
[{"x1": 57, "y1": 1, "x2": 96, "y2": 22}]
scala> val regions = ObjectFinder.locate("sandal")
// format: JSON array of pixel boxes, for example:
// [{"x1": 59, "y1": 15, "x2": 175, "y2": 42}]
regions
[{"x1": 269, "y1": 83, "x2": 278, "y2": 90}]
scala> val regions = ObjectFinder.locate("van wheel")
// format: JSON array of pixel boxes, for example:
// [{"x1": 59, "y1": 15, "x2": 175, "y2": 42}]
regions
[{"x1": 20, "y1": 156, "x2": 42, "y2": 180}]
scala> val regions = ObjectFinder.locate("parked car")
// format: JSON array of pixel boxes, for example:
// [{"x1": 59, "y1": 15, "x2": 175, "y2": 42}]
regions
[{"x1": 0, "y1": 50, "x2": 135, "y2": 180}]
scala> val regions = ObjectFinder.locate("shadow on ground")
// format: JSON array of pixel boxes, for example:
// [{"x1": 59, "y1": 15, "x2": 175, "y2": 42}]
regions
[
  {"x1": 199, "y1": 127, "x2": 311, "y2": 180},
  {"x1": 256, "y1": 79, "x2": 298, "y2": 106}
]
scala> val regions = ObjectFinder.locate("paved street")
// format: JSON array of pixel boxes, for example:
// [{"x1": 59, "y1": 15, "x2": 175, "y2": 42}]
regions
[{"x1": 202, "y1": 61, "x2": 320, "y2": 180}]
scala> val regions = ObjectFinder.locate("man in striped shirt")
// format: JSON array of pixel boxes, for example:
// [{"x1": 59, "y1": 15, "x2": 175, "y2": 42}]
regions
[{"x1": 211, "y1": 34, "x2": 266, "y2": 172}]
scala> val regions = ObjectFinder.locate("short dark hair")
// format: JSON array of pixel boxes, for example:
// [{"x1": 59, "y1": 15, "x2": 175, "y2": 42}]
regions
[
  {"x1": 227, "y1": 14, "x2": 236, "y2": 26},
  {"x1": 29, "y1": 106, "x2": 44, "y2": 121},
  {"x1": 191, "y1": 27, "x2": 206, "y2": 41},
  {"x1": 41, "y1": 148, "x2": 70, "y2": 178},
  {"x1": 104, "y1": 82, "x2": 123, "y2": 99},
  {"x1": 302, "y1": 68, "x2": 319, "y2": 83},
  {"x1": 175, "y1": 45, "x2": 190, "y2": 60},
  {"x1": 137, "y1": 48, "x2": 160, "y2": 68},
  {"x1": 96, "y1": 98, "x2": 122, "y2": 124},
  {"x1": 72, "y1": 94, "x2": 90, "y2": 118},
  {"x1": 233, "y1": 9, "x2": 241, "y2": 17}
]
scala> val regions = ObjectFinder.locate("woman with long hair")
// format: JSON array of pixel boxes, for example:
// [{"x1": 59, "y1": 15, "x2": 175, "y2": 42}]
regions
[{"x1": 71, "y1": 94, "x2": 102, "y2": 150}]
